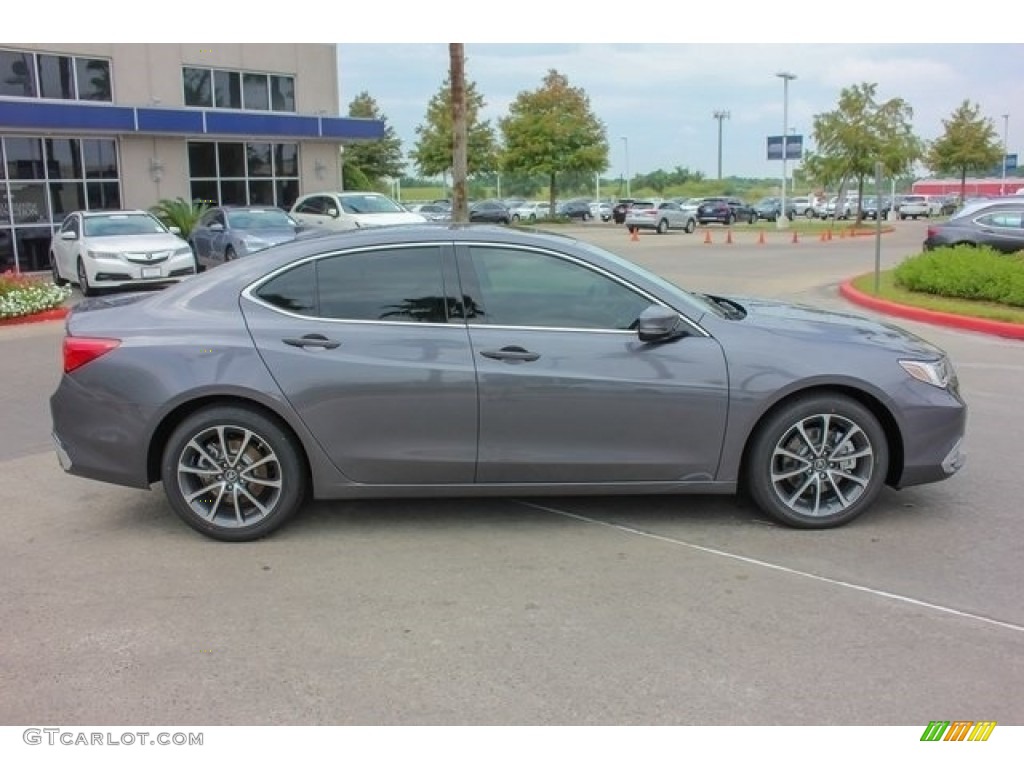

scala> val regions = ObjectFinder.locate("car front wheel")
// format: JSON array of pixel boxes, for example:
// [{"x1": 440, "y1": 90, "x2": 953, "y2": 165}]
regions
[
  {"x1": 744, "y1": 394, "x2": 888, "y2": 529},
  {"x1": 76, "y1": 258, "x2": 96, "y2": 297},
  {"x1": 684, "y1": 218, "x2": 696, "y2": 234},
  {"x1": 161, "y1": 406, "x2": 308, "y2": 541},
  {"x1": 656, "y1": 218, "x2": 668, "y2": 234},
  {"x1": 51, "y1": 253, "x2": 68, "y2": 286}
]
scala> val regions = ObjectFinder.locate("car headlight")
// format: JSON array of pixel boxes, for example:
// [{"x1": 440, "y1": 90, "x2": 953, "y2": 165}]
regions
[
  {"x1": 174, "y1": 247, "x2": 193, "y2": 257},
  {"x1": 86, "y1": 250, "x2": 118, "y2": 259},
  {"x1": 899, "y1": 357, "x2": 953, "y2": 389}
]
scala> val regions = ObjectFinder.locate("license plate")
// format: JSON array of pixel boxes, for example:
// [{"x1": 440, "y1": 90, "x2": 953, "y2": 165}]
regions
[{"x1": 141, "y1": 266, "x2": 161, "y2": 278}]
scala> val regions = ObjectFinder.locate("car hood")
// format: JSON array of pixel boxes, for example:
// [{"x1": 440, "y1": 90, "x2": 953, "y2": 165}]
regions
[
  {"x1": 717, "y1": 295, "x2": 943, "y2": 357},
  {"x1": 351, "y1": 212, "x2": 427, "y2": 227},
  {"x1": 82, "y1": 234, "x2": 187, "y2": 252},
  {"x1": 237, "y1": 228, "x2": 297, "y2": 245}
]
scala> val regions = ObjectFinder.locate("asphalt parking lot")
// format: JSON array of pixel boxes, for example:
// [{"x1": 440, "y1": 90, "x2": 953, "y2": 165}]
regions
[{"x1": 2, "y1": 219, "x2": 1022, "y2": 725}]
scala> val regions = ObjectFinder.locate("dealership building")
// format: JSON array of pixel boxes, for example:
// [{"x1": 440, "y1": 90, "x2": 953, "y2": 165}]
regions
[{"x1": 0, "y1": 43, "x2": 384, "y2": 273}]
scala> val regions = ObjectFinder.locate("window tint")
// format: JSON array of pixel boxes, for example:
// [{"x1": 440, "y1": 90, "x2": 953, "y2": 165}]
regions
[
  {"x1": 466, "y1": 246, "x2": 651, "y2": 330},
  {"x1": 294, "y1": 196, "x2": 324, "y2": 215},
  {"x1": 316, "y1": 247, "x2": 448, "y2": 323},
  {"x1": 254, "y1": 261, "x2": 316, "y2": 315},
  {"x1": 977, "y1": 212, "x2": 1024, "y2": 228}
]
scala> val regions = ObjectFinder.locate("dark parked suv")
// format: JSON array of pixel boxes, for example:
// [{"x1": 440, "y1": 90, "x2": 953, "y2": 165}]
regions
[
  {"x1": 697, "y1": 197, "x2": 757, "y2": 225},
  {"x1": 557, "y1": 200, "x2": 593, "y2": 221},
  {"x1": 612, "y1": 198, "x2": 637, "y2": 225}
]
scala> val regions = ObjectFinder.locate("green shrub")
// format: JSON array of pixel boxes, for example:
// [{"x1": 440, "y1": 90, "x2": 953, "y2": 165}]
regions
[
  {"x1": 150, "y1": 197, "x2": 210, "y2": 239},
  {"x1": 894, "y1": 245, "x2": 1024, "y2": 308}
]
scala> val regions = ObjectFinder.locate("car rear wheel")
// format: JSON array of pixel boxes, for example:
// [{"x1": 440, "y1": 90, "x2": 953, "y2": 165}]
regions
[
  {"x1": 51, "y1": 253, "x2": 68, "y2": 286},
  {"x1": 726, "y1": 213, "x2": 735, "y2": 226},
  {"x1": 161, "y1": 406, "x2": 308, "y2": 542},
  {"x1": 224, "y1": 245, "x2": 237, "y2": 261},
  {"x1": 684, "y1": 218, "x2": 696, "y2": 234},
  {"x1": 76, "y1": 258, "x2": 96, "y2": 297},
  {"x1": 744, "y1": 393, "x2": 888, "y2": 529},
  {"x1": 748, "y1": 212, "x2": 757, "y2": 224},
  {"x1": 582, "y1": 212, "x2": 591, "y2": 222}
]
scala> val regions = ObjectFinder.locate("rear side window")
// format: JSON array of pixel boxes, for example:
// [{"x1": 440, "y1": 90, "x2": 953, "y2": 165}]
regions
[
  {"x1": 254, "y1": 261, "x2": 316, "y2": 315},
  {"x1": 316, "y1": 246, "x2": 448, "y2": 323}
]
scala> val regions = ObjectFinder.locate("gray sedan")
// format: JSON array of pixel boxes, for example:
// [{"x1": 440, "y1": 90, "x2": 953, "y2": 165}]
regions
[
  {"x1": 189, "y1": 206, "x2": 302, "y2": 270},
  {"x1": 625, "y1": 200, "x2": 697, "y2": 234},
  {"x1": 50, "y1": 225, "x2": 966, "y2": 541}
]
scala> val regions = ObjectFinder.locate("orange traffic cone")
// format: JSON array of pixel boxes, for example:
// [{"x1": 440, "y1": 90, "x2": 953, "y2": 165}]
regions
[
  {"x1": 757, "y1": 230, "x2": 766, "y2": 245},
  {"x1": 825, "y1": 229, "x2": 833, "y2": 241},
  {"x1": 819, "y1": 230, "x2": 828, "y2": 242},
  {"x1": 629, "y1": 226, "x2": 639, "y2": 242},
  {"x1": 703, "y1": 229, "x2": 712, "y2": 244},
  {"x1": 839, "y1": 227, "x2": 847, "y2": 239},
  {"x1": 725, "y1": 228, "x2": 733, "y2": 245},
  {"x1": 791, "y1": 230, "x2": 799, "y2": 244}
]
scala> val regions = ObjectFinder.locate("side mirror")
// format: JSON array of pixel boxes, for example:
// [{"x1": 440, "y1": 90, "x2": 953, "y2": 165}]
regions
[
  {"x1": 208, "y1": 223, "x2": 224, "y2": 232},
  {"x1": 637, "y1": 305, "x2": 688, "y2": 343},
  {"x1": 327, "y1": 208, "x2": 339, "y2": 218},
  {"x1": 60, "y1": 230, "x2": 78, "y2": 241},
  {"x1": 168, "y1": 225, "x2": 182, "y2": 235}
]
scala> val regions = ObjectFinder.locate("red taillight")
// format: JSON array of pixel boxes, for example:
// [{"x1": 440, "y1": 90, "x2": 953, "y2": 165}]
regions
[
  {"x1": 926, "y1": 226, "x2": 939, "y2": 239},
  {"x1": 63, "y1": 337, "x2": 121, "y2": 373}
]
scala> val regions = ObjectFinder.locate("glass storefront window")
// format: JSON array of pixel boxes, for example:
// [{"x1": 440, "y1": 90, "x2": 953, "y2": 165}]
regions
[
  {"x1": 85, "y1": 182, "x2": 120, "y2": 211},
  {"x1": 219, "y1": 180, "x2": 247, "y2": 205},
  {"x1": 183, "y1": 67, "x2": 212, "y2": 107},
  {"x1": 275, "y1": 144, "x2": 298, "y2": 177},
  {"x1": 188, "y1": 141, "x2": 299, "y2": 209},
  {"x1": 76, "y1": 58, "x2": 112, "y2": 102},
  {"x1": 271, "y1": 75, "x2": 295, "y2": 112},
  {"x1": 243, "y1": 73, "x2": 269, "y2": 111},
  {"x1": 247, "y1": 143, "x2": 272, "y2": 177},
  {"x1": 0, "y1": 49, "x2": 37, "y2": 98},
  {"x1": 49, "y1": 182, "x2": 85, "y2": 218},
  {"x1": 214, "y1": 70, "x2": 241, "y2": 109},
  {"x1": 82, "y1": 139, "x2": 118, "y2": 179},
  {"x1": 13, "y1": 226, "x2": 52, "y2": 272},
  {"x1": 218, "y1": 143, "x2": 245, "y2": 177},
  {"x1": 46, "y1": 139, "x2": 83, "y2": 179},
  {"x1": 7, "y1": 183, "x2": 50, "y2": 224},
  {"x1": 248, "y1": 180, "x2": 274, "y2": 205},
  {"x1": 6, "y1": 138, "x2": 45, "y2": 180},
  {"x1": 37, "y1": 54, "x2": 75, "y2": 100}
]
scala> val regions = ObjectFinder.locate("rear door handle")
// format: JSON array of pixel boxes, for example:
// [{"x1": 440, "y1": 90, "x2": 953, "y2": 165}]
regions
[
  {"x1": 282, "y1": 334, "x2": 341, "y2": 350},
  {"x1": 480, "y1": 346, "x2": 540, "y2": 362}
]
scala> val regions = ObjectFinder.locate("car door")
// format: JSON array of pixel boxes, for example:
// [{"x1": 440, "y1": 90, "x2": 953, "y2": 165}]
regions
[
  {"x1": 53, "y1": 213, "x2": 81, "y2": 278},
  {"x1": 973, "y1": 210, "x2": 1024, "y2": 253},
  {"x1": 241, "y1": 242, "x2": 479, "y2": 484},
  {"x1": 290, "y1": 195, "x2": 331, "y2": 229},
  {"x1": 456, "y1": 243, "x2": 730, "y2": 483}
]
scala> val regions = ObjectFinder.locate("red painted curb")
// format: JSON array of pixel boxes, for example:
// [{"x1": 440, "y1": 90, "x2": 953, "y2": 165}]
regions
[
  {"x1": 840, "y1": 280, "x2": 1024, "y2": 340},
  {"x1": 0, "y1": 307, "x2": 69, "y2": 327}
]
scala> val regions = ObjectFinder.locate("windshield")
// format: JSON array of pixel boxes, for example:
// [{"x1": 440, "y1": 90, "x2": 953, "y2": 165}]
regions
[
  {"x1": 227, "y1": 209, "x2": 296, "y2": 230},
  {"x1": 83, "y1": 214, "x2": 167, "y2": 237},
  {"x1": 338, "y1": 194, "x2": 405, "y2": 214}
]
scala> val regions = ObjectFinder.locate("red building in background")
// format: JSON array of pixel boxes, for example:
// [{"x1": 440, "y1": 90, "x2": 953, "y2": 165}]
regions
[{"x1": 912, "y1": 177, "x2": 1024, "y2": 197}]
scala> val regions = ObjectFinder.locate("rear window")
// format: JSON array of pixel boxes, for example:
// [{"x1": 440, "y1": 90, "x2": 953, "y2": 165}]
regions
[{"x1": 903, "y1": 196, "x2": 926, "y2": 203}]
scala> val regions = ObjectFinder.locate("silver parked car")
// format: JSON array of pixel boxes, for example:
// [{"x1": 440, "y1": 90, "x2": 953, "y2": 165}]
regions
[
  {"x1": 50, "y1": 225, "x2": 966, "y2": 541},
  {"x1": 189, "y1": 206, "x2": 302, "y2": 270},
  {"x1": 624, "y1": 200, "x2": 697, "y2": 234}
]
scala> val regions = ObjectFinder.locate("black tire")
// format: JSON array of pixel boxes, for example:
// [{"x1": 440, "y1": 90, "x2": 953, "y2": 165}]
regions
[
  {"x1": 745, "y1": 393, "x2": 888, "y2": 529},
  {"x1": 582, "y1": 212, "x2": 591, "y2": 222},
  {"x1": 51, "y1": 253, "x2": 68, "y2": 286},
  {"x1": 512, "y1": 214, "x2": 521, "y2": 222},
  {"x1": 805, "y1": 209, "x2": 815, "y2": 220},
  {"x1": 160, "y1": 405, "x2": 308, "y2": 542},
  {"x1": 726, "y1": 213, "x2": 735, "y2": 226},
  {"x1": 684, "y1": 218, "x2": 696, "y2": 234},
  {"x1": 656, "y1": 218, "x2": 668, "y2": 234},
  {"x1": 748, "y1": 212, "x2": 757, "y2": 225},
  {"x1": 224, "y1": 245, "x2": 237, "y2": 261},
  {"x1": 76, "y1": 258, "x2": 96, "y2": 297}
]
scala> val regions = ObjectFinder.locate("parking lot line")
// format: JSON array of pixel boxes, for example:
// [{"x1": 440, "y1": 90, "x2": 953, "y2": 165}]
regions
[{"x1": 518, "y1": 500, "x2": 1024, "y2": 635}]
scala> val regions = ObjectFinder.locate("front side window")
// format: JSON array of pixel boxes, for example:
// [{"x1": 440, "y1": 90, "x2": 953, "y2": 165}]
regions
[
  {"x1": 465, "y1": 246, "x2": 651, "y2": 330},
  {"x1": 316, "y1": 247, "x2": 447, "y2": 323}
]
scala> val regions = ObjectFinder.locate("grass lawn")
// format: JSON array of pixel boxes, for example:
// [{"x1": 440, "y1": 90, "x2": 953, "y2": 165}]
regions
[{"x1": 851, "y1": 270, "x2": 1024, "y2": 325}]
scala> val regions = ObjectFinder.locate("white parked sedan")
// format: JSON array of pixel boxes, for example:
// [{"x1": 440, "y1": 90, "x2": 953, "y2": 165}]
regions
[
  {"x1": 49, "y1": 210, "x2": 197, "y2": 297},
  {"x1": 512, "y1": 201, "x2": 551, "y2": 222},
  {"x1": 290, "y1": 191, "x2": 426, "y2": 230}
]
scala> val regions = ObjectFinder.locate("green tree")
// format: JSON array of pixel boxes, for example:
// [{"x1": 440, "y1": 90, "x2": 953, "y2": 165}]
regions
[
  {"x1": 150, "y1": 197, "x2": 210, "y2": 239},
  {"x1": 499, "y1": 70, "x2": 608, "y2": 213},
  {"x1": 342, "y1": 91, "x2": 404, "y2": 190},
  {"x1": 809, "y1": 83, "x2": 922, "y2": 220},
  {"x1": 410, "y1": 76, "x2": 497, "y2": 179},
  {"x1": 925, "y1": 100, "x2": 1003, "y2": 202}
]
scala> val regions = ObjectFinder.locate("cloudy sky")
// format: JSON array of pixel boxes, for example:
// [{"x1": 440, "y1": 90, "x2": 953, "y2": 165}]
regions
[{"x1": 336, "y1": 42, "x2": 1022, "y2": 182}]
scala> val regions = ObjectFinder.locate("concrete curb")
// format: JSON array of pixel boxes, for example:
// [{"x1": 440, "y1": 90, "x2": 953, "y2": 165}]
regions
[
  {"x1": 840, "y1": 280, "x2": 1024, "y2": 341},
  {"x1": 0, "y1": 307, "x2": 69, "y2": 328}
]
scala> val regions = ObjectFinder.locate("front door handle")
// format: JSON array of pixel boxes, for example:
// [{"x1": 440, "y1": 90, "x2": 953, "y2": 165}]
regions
[
  {"x1": 282, "y1": 334, "x2": 340, "y2": 350},
  {"x1": 480, "y1": 346, "x2": 540, "y2": 362}
]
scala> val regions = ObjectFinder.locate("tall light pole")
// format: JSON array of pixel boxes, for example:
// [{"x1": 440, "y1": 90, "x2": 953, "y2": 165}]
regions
[
  {"x1": 775, "y1": 71, "x2": 796, "y2": 229},
  {"x1": 621, "y1": 136, "x2": 630, "y2": 198},
  {"x1": 1001, "y1": 113, "x2": 1010, "y2": 196},
  {"x1": 713, "y1": 110, "x2": 730, "y2": 180}
]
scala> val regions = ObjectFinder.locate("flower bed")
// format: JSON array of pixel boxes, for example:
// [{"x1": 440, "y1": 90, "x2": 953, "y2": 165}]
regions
[{"x1": 0, "y1": 271, "x2": 73, "y2": 322}]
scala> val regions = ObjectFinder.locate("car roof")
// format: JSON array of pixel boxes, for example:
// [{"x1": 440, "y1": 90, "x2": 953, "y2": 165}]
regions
[{"x1": 80, "y1": 209, "x2": 152, "y2": 217}]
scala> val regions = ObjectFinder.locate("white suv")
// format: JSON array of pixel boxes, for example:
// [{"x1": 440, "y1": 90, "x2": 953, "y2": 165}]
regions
[
  {"x1": 898, "y1": 195, "x2": 935, "y2": 219},
  {"x1": 290, "y1": 192, "x2": 426, "y2": 230}
]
